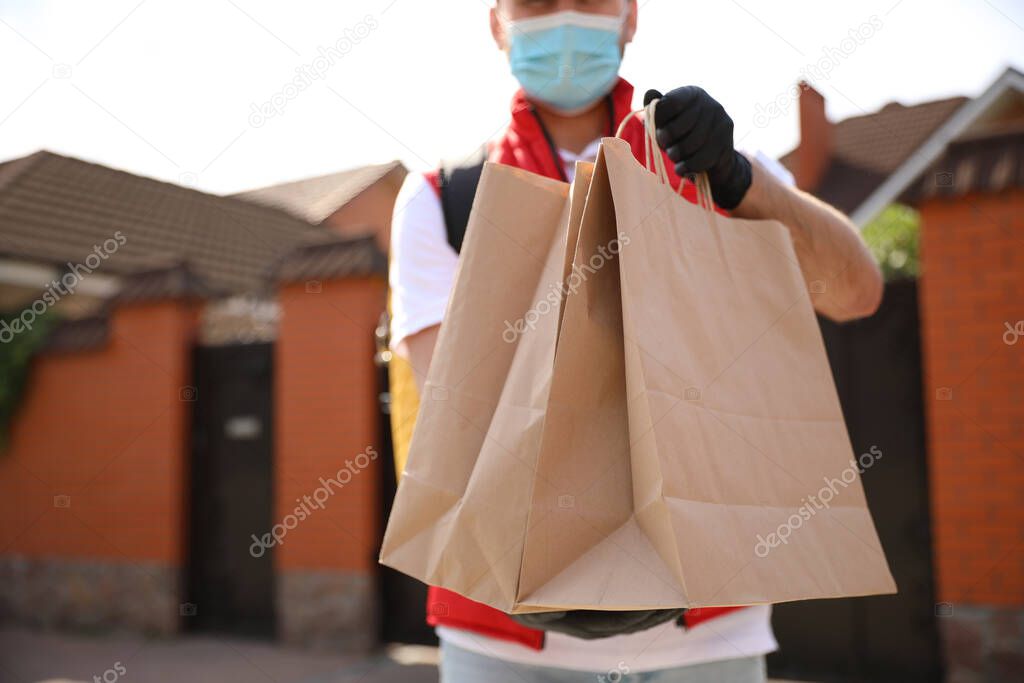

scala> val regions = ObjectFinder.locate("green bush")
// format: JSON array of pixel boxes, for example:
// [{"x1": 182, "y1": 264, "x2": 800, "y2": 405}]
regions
[
  {"x1": 1, "y1": 308, "x2": 57, "y2": 453},
  {"x1": 862, "y1": 204, "x2": 920, "y2": 281}
]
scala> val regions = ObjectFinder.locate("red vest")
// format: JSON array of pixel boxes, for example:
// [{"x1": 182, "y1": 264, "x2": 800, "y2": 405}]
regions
[{"x1": 424, "y1": 78, "x2": 742, "y2": 650}]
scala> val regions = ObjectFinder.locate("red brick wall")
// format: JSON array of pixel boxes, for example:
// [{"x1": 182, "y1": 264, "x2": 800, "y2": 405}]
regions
[
  {"x1": 0, "y1": 301, "x2": 196, "y2": 564},
  {"x1": 918, "y1": 188, "x2": 1024, "y2": 606},
  {"x1": 275, "y1": 277, "x2": 386, "y2": 574}
]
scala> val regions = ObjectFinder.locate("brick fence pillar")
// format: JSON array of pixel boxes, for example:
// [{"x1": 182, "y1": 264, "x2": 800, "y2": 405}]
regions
[
  {"x1": 275, "y1": 276, "x2": 386, "y2": 652},
  {"x1": 917, "y1": 189, "x2": 1024, "y2": 682}
]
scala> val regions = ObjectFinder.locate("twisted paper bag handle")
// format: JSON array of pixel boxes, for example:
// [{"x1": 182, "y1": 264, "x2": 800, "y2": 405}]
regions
[{"x1": 615, "y1": 98, "x2": 715, "y2": 212}]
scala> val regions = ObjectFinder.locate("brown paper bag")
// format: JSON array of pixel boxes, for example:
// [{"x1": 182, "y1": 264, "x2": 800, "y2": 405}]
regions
[
  {"x1": 608, "y1": 135, "x2": 897, "y2": 606},
  {"x1": 381, "y1": 108, "x2": 896, "y2": 613},
  {"x1": 515, "y1": 136, "x2": 895, "y2": 611},
  {"x1": 379, "y1": 160, "x2": 597, "y2": 612}
]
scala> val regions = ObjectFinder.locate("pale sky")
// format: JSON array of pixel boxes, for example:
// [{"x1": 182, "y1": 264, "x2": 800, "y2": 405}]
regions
[{"x1": 1, "y1": 0, "x2": 1021, "y2": 195}]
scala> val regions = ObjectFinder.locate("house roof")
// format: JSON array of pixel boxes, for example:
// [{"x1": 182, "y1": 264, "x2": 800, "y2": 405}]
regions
[
  {"x1": 850, "y1": 67, "x2": 1024, "y2": 224},
  {"x1": 781, "y1": 96, "x2": 968, "y2": 214},
  {"x1": 231, "y1": 160, "x2": 405, "y2": 224},
  {"x1": 0, "y1": 150, "x2": 336, "y2": 295},
  {"x1": 782, "y1": 67, "x2": 1024, "y2": 225}
]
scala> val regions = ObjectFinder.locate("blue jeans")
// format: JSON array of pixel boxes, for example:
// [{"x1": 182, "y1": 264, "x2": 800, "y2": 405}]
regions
[{"x1": 439, "y1": 641, "x2": 767, "y2": 683}]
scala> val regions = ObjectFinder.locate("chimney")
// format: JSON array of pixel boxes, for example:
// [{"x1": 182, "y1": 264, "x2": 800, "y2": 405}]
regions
[{"x1": 795, "y1": 82, "x2": 832, "y2": 191}]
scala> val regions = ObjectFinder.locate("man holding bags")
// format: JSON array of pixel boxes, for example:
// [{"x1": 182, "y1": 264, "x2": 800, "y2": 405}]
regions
[{"x1": 387, "y1": 1, "x2": 885, "y2": 681}]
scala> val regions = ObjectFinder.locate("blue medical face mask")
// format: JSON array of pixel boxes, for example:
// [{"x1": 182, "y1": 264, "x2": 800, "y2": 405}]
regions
[{"x1": 505, "y1": 9, "x2": 626, "y2": 114}]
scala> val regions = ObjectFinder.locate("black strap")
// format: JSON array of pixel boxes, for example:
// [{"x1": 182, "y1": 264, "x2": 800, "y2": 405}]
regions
[
  {"x1": 530, "y1": 105, "x2": 569, "y2": 184},
  {"x1": 438, "y1": 146, "x2": 487, "y2": 254},
  {"x1": 605, "y1": 94, "x2": 616, "y2": 139}
]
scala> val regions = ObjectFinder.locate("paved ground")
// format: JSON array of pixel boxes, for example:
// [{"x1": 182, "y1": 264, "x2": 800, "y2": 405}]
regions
[
  {"x1": 1, "y1": 627, "x2": 808, "y2": 682},
  {"x1": 0, "y1": 627, "x2": 439, "y2": 683}
]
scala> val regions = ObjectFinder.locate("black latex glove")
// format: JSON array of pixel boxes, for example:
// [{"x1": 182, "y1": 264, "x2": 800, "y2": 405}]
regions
[
  {"x1": 644, "y1": 87, "x2": 752, "y2": 210},
  {"x1": 510, "y1": 608, "x2": 686, "y2": 640}
]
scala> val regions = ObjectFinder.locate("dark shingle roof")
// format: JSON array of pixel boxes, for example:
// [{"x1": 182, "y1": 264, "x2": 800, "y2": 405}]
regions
[
  {"x1": 782, "y1": 96, "x2": 969, "y2": 213},
  {"x1": 272, "y1": 234, "x2": 386, "y2": 284},
  {"x1": 0, "y1": 151, "x2": 335, "y2": 295},
  {"x1": 113, "y1": 260, "x2": 221, "y2": 303},
  {"x1": 903, "y1": 127, "x2": 1024, "y2": 202},
  {"x1": 232, "y1": 161, "x2": 405, "y2": 223},
  {"x1": 43, "y1": 314, "x2": 110, "y2": 354}
]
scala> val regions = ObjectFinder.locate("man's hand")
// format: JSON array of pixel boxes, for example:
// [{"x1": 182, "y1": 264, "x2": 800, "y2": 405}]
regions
[
  {"x1": 510, "y1": 608, "x2": 685, "y2": 640},
  {"x1": 645, "y1": 87, "x2": 882, "y2": 321},
  {"x1": 645, "y1": 87, "x2": 752, "y2": 210}
]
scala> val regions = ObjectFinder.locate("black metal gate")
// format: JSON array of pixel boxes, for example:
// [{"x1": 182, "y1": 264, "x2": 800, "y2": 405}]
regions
[
  {"x1": 768, "y1": 280, "x2": 942, "y2": 682},
  {"x1": 186, "y1": 343, "x2": 275, "y2": 637}
]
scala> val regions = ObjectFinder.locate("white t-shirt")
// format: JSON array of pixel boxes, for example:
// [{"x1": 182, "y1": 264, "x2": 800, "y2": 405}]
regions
[
  {"x1": 438, "y1": 607, "x2": 776, "y2": 674},
  {"x1": 388, "y1": 141, "x2": 793, "y2": 672}
]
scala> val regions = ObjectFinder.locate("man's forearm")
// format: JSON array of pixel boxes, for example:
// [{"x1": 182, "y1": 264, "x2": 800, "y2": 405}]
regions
[
  {"x1": 731, "y1": 155, "x2": 883, "y2": 322},
  {"x1": 395, "y1": 324, "x2": 440, "y2": 395}
]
